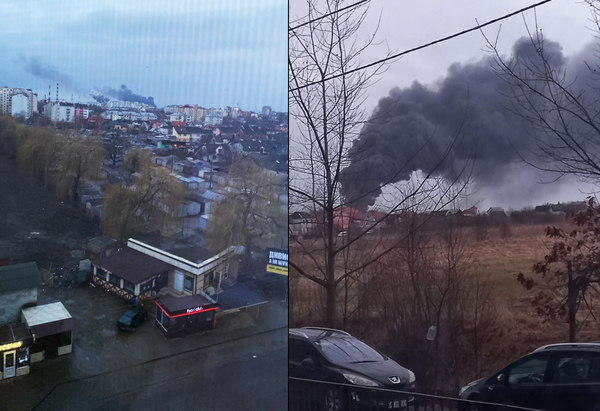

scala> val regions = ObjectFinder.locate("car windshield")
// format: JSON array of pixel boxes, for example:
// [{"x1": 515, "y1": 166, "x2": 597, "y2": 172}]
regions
[{"x1": 315, "y1": 336, "x2": 384, "y2": 364}]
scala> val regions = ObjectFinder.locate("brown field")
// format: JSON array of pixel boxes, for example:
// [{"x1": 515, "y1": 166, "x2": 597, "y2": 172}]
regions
[{"x1": 290, "y1": 219, "x2": 600, "y2": 391}]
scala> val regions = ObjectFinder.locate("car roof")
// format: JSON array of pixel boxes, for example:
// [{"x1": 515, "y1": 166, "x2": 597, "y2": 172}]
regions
[
  {"x1": 534, "y1": 343, "x2": 600, "y2": 353},
  {"x1": 289, "y1": 327, "x2": 352, "y2": 341}
]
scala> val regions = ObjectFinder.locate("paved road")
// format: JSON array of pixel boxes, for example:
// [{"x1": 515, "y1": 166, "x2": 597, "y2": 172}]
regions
[
  {"x1": 34, "y1": 327, "x2": 287, "y2": 411},
  {"x1": 0, "y1": 284, "x2": 288, "y2": 411}
]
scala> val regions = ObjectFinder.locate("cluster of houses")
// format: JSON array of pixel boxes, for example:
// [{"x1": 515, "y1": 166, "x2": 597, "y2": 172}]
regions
[{"x1": 291, "y1": 201, "x2": 591, "y2": 238}]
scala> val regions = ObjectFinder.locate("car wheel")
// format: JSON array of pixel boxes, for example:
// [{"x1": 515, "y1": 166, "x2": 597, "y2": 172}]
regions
[{"x1": 323, "y1": 387, "x2": 345, "y2": 411}]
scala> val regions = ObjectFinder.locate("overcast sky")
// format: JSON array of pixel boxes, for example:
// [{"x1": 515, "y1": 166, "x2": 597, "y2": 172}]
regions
[
  {"x1": 0, "y1": 0, "x2": 287, "y2": 112},
  {"x1": 290, "y1": 0, "x2": 600, "y2": 211}
]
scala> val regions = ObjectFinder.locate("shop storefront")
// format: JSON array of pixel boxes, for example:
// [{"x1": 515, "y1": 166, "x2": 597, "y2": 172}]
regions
[
  {"x1": 0, "y1": 323, "x2": 32, "y2": 380},
  {"x1": 155, "y1": 292, "x2": 218, "y2": 339},
  {"x1": 21, "y1": 302, "x2": 74, "y2": 362}
]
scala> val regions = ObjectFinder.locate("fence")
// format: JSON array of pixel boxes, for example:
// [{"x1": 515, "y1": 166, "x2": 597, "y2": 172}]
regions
[{"x1": 289, "y1": 377, "x2": 543, "y2": 411}]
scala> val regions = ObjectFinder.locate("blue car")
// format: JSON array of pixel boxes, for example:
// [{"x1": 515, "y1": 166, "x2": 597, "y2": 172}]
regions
[{"x1": 117, "y1": 307, "x2": 148, "y2": 332}]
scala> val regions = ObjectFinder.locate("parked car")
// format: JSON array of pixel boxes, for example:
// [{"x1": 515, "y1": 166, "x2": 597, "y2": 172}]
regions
[
  {"x1": 117, "y1": 307, "x2": 148, "y2": 332},
  {"x1": 289, "y1": 327, "x2": 416, "y2": 410},
  {"x1": 459, "y1": 343, "x2": 600, "y2": 411}
]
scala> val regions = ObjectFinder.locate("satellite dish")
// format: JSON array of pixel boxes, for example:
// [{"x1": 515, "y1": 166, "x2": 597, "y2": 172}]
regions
[{"x1": 426, "y1": 326, "x2": 437, "y2": 341}]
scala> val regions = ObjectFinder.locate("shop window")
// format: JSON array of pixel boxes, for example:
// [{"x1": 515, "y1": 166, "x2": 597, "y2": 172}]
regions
[
  {"x1": 96, "y1": 269, "x2": 106, "y2": 279},
  {"x1": 17, "y1": 347, "x2": 29, "y2": 367},
  {"x1": 141, "y1": 281, "x2": 153, "y2": 293},
  {"x1": 57, "y1": 331, "x2": 72, "y2": 346},
  {"x1": 109, "y1": 275, "x2": 121, "y2": 286},
  {"x1": 123, "y1": 279, "x2": 135, "y2": 292},
  {"x1": 184, "y1": 276, "x2": 194, "y2": 292}
]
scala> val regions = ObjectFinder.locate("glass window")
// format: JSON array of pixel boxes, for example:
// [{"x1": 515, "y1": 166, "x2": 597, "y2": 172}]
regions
[
  {"x1": 96, "y1": 269, "x2": 106, "y2": 279},
  {"x1": 508, "y1": 355, "x2": 549, "y2": 385},
  {"x1": 289, "y1": 339, "x2": 320, "y2": 363},
  {"x1": 141, "y1": 281, "x2": 152, "y2": 292},
  {"x1": 184, "y1": 276, "x2": 194, "y2": 292},
  {"x1": 553, "y1": 355, "x2": 590, "y2": 383},
  {"x1": 123, "y1": 279, "x2": 134, "y2": 292},
  {"x1": 316, "y1": 336, "x2": 384, "y2": 364},
  {"x1": 17, "y1": 347, "x2": 28, "y2": 367},
  {"x1": 109, "y1": 274, "x2": 121, "y2": 285}
]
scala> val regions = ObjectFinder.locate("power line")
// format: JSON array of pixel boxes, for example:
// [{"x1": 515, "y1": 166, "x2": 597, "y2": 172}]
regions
[
  {"x1": 289, "y1": 0, "x2": 369, "y2": 32},
  {"x1": 289, "y1": 0, "x2": 552, "y2": 92}
]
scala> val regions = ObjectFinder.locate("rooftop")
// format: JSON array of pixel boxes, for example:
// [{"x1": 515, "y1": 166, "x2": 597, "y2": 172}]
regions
[
  {"x1": 21, "y1": 302, "x2": 71, "y2": 327},
  {"x1": 93, "y1": 247, "x2": 172, "y2": 284},
  {"x1": 0, "y1": 262, "x2": 41, "y2": 293}
]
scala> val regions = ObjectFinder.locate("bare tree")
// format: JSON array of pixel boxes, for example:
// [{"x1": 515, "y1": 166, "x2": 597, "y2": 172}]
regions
[
  {"x1": 484, "y1": 2, "x2": 600, "y2": 181},
  {"x1": 518, "y1": 198, "x2": 600, "y2": 342},
  {"x1": 289, "y1": 0, "x2": 473, "y2": 327},
  {"x1": 206, "y1": 156, "x2": 287, "y2": 262}
]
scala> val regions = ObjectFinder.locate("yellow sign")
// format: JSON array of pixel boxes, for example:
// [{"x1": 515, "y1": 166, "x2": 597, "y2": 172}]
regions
[
  {"x1": 267, "y1": 264, "x2": 288, "y2": 276},
  {"x1": 0, "y1": 341, "x2": 22, "y2": 351}
]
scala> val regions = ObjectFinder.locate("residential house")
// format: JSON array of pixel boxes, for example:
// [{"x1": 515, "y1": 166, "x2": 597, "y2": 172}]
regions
[
  {"x1": 333, "y1": 206, "x2": 363, "y2": 231},
  {"x1": 290, "y1": 212, "x2": 318, "y2": 237},
  {"x1": 463, "y1": 206, "x2": 477, "y2": 216},
  {"x1": 173, "y1": 125, "x2": 191, "y2": 142},
  {"x1": 187, "y1": 127, "x2": 213, "y2": 143},
  {"x1": 213, "y1": 126, "x2": 238, "y2": 142},
  {"x1": 487, "y1": 207, "x2": 508, "y2": 218}
]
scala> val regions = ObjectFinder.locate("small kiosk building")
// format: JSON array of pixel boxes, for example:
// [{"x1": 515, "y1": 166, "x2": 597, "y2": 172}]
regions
[
  {"x1": 21, "y1": 302, "x2": 75, "y2": 362},
  {"x1": 0, "y1": 323, "x2": 32, "y2": 380},
  {"x1": 155, "y1": 292, "x2": 218, "y2": 339}
]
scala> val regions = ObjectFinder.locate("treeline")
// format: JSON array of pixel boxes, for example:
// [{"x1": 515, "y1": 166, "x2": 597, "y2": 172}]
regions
[
  {"x1": 0, "y1": 115, "x2": 104, "y2": 201},
  {"x1": 0, "y1": 115, "x2": 183, "y2": 241}
]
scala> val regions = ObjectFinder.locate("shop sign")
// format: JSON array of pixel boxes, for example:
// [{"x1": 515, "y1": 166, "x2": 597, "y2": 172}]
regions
[
  {"x1": 186, "y1": 306, "x2": 204, "y2": 313},
  {"x1": 266, "y1": 248, "x2": 288, "y2": 276},
  {"x1": 0, "y1": 341, "x2": 22, "y2": 351}
]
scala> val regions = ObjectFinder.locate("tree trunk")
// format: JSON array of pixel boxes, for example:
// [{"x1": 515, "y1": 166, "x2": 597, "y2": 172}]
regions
[
  {"x1": 72, "y1": 173, "x2": 81, "y2": 203},
  {"x1": 567, "y1": 261, "x2": 577, "y2": 342}
]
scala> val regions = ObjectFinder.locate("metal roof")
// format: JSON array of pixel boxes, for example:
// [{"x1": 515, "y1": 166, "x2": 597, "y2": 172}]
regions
[
  {"x1": 21, "y1": 302, "x2": 72, "y2": 327},
  {"x1": 0, "y1": 262, "x2": 41, "y2": 293}
]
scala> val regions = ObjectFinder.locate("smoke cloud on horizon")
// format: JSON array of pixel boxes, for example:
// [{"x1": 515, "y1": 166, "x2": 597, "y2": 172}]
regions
[
  {"x1": 17, "y1": 57, "x2": 156, "y2": 107},
  {"x1": 340, "y1": 36, "x2": 597, "y2": 212}
]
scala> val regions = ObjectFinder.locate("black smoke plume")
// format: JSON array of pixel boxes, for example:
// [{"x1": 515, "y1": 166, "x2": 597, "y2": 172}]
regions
[
  {"x1": 17, "y1": 56, "x2": 85, "y2": 95},
  {"x1": 102, "y1": 85, "x2": 156, "y2": 107},
  {"x1": 340, "y1": 37, "x2": 584, "y2": 212}
]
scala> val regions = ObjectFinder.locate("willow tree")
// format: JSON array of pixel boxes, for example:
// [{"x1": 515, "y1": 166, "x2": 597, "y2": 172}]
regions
[
  {"x1": 206, "y1": 156, "x2": 286, "y2": 263},
  {"x1": 54, "y1": 134, "x2": 105, "y2": 202},
  {"x1": 103, "y1": 149, "x2": 184, "y2": 240}
]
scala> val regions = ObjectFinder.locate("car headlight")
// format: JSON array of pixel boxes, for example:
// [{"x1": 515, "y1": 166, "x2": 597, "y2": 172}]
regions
[
  {"x1": 459, "y1": 381, "x2": 476, "y2": 397},
  {"x1": 343, "y1": 373, "x2": 380, "y2": 387},
  {"x1": 408, "y1": 370, "x2": 416, "y2": 383}
]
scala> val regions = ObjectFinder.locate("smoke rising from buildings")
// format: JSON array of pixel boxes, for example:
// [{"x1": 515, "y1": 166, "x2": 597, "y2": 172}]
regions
[
  {"x1": 17, "y1": 56, "x2": 86, "y2": 96},
  {"x1": 340, "y1": 36, "x2": 592, "y2": 212},
  {"x1": 101, "y1": 85, "x2": 156, "y2": 107}
]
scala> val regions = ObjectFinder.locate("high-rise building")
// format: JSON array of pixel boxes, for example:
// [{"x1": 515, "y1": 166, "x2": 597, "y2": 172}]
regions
[
  {"x1": 262, "y1": 106, "x2": 272, "y2": 116},
  {"x1": 0, "y1": 87, "x2": 13, "y2": 114},
  {"x1": 11, "y1": 94, "x2": 30, "y2": 118}
]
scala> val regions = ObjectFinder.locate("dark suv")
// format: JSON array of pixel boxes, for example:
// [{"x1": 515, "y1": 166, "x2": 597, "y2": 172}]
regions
[
  {"x1": 289, "y1": 327, "x2": 416, "y2": 410},
  {"x1": 459, "y1": 343, "x2": 600, "y2": 411}
]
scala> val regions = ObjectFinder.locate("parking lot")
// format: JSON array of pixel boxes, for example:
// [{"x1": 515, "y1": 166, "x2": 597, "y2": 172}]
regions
[{"x1": 0, "y1": 282, "x2": 288, "y2": 410}]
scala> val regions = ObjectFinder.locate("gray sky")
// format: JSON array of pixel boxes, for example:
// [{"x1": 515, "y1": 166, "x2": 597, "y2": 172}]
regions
[
  {"x1": 1, "y1": 0, "x2": 287, "y2": 112},
  {"x1": 290, "y1": 0, "x2": 600, "y2": 211}
]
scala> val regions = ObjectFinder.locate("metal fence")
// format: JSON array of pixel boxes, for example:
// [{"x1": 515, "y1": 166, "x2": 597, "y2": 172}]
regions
[{"x1": 289, "y1": 377, "x2": 543, "y2": 411}]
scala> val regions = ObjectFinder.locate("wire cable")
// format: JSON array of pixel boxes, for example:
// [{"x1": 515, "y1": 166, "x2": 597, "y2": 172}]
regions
[
  {"x1": 289, "y1": 0, "x2": 369, "y2": 32},
  {"x1": 289, "y1": 0, "x2": 553, "y2": 92}
]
